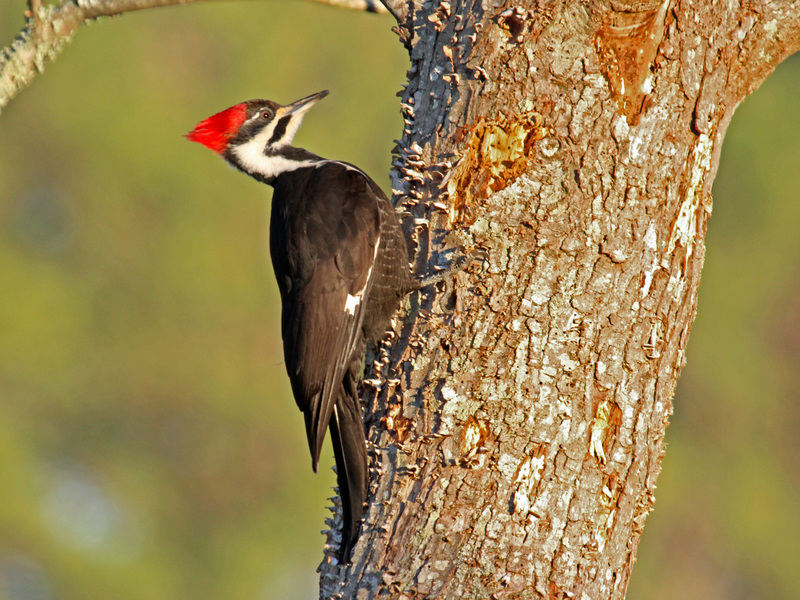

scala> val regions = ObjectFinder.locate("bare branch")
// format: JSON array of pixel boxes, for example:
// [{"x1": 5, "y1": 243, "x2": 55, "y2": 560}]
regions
[
  {"x1": 730, "y1": 0, "x2": 800, "y2": 102},
  {"x1": 0, "y1": 0, "x2": 207, "y2": 114},
  {"x1": 0, "y1": 0, "x2": 393, "y2": 115},
  {"x1": 378, "y1": 0, "x2": 408, "y2": 23}
]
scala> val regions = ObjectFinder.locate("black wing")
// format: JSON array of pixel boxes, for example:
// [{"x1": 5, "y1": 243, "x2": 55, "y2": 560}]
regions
[{"x1": 269, "y1": 163, "x2": 380, "y2": 469}]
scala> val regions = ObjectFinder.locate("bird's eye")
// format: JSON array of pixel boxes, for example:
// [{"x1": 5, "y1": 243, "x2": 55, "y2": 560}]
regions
[{"x1": 260, "y1": 109, "x2": 272, "y2": 120}]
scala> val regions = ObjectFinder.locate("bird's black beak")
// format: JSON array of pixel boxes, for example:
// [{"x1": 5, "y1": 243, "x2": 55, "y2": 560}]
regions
[{"x1": 284, "y1": 90, "x2": 330, "y2": 116}]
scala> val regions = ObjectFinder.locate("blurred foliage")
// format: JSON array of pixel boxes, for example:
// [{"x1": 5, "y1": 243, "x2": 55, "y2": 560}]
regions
[{"x1": 0, "y1": 2, "x2": 798, "y2": 599}]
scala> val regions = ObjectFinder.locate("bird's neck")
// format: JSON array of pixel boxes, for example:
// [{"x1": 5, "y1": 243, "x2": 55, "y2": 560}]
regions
[{"x1": 225, "y1": 143, "x2": 324, "y2": 186}]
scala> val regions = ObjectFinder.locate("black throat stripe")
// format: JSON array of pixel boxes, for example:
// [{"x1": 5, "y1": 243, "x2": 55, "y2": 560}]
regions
[{"x1": 269, "y1": 115, "x2": 291, "y2": 146}]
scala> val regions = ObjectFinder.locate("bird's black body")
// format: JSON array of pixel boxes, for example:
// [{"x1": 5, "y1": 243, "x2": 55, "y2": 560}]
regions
[
  {"x1": 270, "y1": 160, "x2": 412, "y2": 557},
  {"x1": 187, "y1": 90, "x2": 413, "y2": 560}
]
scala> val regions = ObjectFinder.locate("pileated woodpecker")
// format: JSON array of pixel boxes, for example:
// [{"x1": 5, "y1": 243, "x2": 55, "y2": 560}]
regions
[{"x1": 186, "y1": 90, "x2": 416, "y2": 560}]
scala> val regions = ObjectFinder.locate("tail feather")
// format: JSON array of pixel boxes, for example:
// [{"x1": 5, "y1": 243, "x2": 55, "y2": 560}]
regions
[{"x1": 329, "y1": 388, "x2": 368, "y2": 561}]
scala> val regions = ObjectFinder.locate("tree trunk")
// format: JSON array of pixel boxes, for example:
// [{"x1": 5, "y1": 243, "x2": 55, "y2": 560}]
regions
[{"x1": 319, "y1": 0, "x2": 800, "y2": 598}]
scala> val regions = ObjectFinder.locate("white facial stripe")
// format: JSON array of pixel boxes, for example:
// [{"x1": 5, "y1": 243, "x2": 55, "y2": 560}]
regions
[
  {"x1": 230, "y1": 103, "x2": 326, "y2": 178},
  {"x1": 272, "y1": 106, "x2": 312, "y2": 149},
  {"x1": 244, "y1": 111, "x2": 265, "y2": 125},
  {"x1": 238, "y1": 105, "x2": 294, "y2": 153},
  {"x1": 232, "y1": 111, "x2": 367, "y2": 183},
  {"x1": 251, "y1": 114, "x2": 281, "y2": 149},
  {"x1": 233, "y1": 139, "x2": 314, "y2": 179}
]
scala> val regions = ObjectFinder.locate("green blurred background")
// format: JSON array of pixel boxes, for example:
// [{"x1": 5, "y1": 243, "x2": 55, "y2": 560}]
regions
[{"x1": 0, "y1": 3, "x2": 798, "y2": 598}]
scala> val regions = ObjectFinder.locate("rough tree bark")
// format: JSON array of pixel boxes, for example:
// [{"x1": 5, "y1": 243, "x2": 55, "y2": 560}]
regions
[{"x1": 317, "y1": 0, "x2": 800, "y2": 598}]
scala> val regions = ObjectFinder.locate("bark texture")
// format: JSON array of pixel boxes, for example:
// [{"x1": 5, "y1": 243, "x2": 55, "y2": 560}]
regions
[{"x1": 318, "y1": 0, "x2": 800, "y2": 598}]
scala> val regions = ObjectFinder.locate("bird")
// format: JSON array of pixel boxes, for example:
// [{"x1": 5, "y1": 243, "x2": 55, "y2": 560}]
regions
[{"x1": 186, "y1": 90, "x2": 418, "y2": 561}]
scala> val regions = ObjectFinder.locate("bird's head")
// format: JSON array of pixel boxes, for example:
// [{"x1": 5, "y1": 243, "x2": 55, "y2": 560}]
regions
[{"x1": 186, "y1": 90, "x2": 330, "y2": 181}]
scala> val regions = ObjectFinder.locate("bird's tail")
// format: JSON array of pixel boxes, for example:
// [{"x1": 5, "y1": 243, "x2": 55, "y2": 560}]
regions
[{"x1": 329, "y1": 380, "x2": 368, "y2": 562}]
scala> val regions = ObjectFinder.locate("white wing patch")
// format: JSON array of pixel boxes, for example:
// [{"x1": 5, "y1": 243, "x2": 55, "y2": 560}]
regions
[
  {"x1": 344, "y1": 293, "x2": 362, "y2": 315},
  {"x1": 342, "y1": 234, "x2": 380, "y2": 316}
]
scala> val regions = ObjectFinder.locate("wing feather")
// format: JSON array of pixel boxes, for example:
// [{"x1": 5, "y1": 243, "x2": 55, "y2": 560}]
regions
[{"x1": 270, "y1": 164, "x2": 381, "y2": 469}]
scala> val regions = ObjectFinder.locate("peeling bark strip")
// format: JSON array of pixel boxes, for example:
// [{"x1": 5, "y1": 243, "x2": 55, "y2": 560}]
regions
[{"x1": 319, "y1": 0, "x2": 800, "y2": 598}]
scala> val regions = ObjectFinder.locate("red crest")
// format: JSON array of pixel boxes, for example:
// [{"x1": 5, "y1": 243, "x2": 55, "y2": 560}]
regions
[{"x1": 185, "y1": 104, "x2": 248, "y2": 154}]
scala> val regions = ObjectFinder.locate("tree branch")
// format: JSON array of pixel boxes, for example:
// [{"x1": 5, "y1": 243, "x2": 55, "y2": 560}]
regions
[
  {"x1": 729, "y1": 0, "x2": 800, "y2": 102},
  {"x1": 0, "y1": 0, "x2": 206, "y2": 114},
  {"x1": 377, "y1": 0, "x2": 408, "y2": 23},
  {"x1": 0, "y1": 0, "x2": 392, "y2": 115}
]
